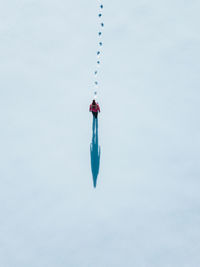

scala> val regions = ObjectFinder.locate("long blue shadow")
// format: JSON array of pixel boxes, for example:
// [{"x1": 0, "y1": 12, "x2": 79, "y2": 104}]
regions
[{"x1": 90, "y1": 116, "x2": 101, "y2": 188}]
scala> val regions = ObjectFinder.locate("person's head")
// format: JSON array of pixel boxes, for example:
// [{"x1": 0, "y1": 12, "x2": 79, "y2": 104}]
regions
[{"x1": 92, "y1": 100, "x2": 96, "y2": 105}]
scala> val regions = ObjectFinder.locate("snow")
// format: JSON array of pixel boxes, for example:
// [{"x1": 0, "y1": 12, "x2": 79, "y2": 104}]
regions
[{"x1": 0, "y1": 0, "x2": 200, "y2": 266}]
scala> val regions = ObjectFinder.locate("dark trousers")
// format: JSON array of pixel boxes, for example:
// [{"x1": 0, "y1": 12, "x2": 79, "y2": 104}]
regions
[{"x1": 92, "y1": 112, "x2": 98, "y2": 118}]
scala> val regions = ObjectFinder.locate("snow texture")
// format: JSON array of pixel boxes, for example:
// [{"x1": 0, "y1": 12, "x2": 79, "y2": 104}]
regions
[{"x1": 0, "y1": 0, "x2": 200, "y2": 266}]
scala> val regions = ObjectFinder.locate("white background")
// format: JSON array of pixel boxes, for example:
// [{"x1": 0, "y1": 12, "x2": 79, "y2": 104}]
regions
[{"x1": 0, "y1": 0, "x2": 200, "y2": 266}]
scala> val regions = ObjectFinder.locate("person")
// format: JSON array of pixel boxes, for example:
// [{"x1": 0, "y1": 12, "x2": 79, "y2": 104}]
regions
[{"x1": 89, "y1": 100, "x2": 100, "y2": 118}]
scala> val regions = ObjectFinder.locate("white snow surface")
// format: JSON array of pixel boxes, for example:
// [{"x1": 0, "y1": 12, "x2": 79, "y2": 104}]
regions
[{"x1": 0, "y1": 0, "x2": 200, "y2": 266}]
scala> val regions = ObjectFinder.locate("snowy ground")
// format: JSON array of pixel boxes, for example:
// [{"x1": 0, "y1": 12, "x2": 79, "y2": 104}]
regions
[{"x1": 0, "y1": 0, "x2": 200, "y2": 266}]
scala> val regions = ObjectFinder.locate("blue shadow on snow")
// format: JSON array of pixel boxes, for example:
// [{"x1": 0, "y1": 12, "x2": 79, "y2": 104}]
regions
[{"x1": 90, "y1": 116, "x2": 101, "y2": 188}]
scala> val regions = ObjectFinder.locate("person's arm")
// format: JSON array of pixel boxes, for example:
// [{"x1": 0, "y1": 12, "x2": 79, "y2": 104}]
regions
[
  {"x1": 89, "y1": 105, "x2": 92, "y2": 112},
  {"x1": 98, "y1": 105, "x2": 100, "y2": 112}
]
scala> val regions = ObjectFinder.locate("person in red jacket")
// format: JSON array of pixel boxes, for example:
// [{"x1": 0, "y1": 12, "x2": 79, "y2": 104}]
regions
[{"x1": 89, "y1": 100, "x2": 100, "y2": 119}]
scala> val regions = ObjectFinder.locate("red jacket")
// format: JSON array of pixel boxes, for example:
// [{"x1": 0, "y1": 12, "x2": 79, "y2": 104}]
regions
[{"x1": 90, "y1": 103, "x2": 100, "y2": 113}]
